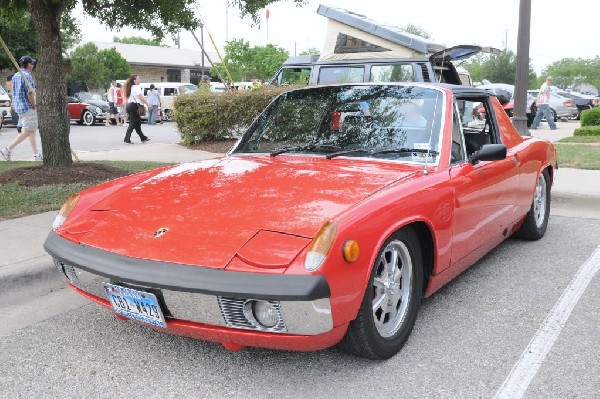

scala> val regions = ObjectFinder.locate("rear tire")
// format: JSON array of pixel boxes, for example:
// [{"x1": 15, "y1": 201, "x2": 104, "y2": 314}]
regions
[
  {"x1": 515, "y1": 169, "x2": 550, "y2": 240},
  {"x1": 339, "y1": 227, "x2": 423, "y2": 359}
]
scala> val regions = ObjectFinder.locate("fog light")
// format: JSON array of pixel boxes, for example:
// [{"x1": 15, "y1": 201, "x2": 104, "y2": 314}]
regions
[{"x1": 243, "y1": 300, "x2": 280, "y2": 328}]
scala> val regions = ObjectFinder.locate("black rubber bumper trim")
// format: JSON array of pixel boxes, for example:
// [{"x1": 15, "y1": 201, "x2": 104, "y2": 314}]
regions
[{"x1": 44, "y1": 232, "x2": 330, "y2": 301}]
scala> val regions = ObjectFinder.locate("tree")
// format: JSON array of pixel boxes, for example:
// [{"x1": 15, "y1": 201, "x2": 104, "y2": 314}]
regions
[
  {"x1": 114, "y1": 35, "x2": 164, "y2": 47},
  {"x1": 300, "y1": 47, "x2": 319, "y2": 56},
  {"x1": 0, "y1": 10, "x2": 80, "y2": 70},
  {"x1": 402, "y1": 24, "x2": 431, "y2": 39},
  {"x1": 211, "y1": 39, "x2": 289, "y2": 81},
  {"x1": 0, "y1": 0, "x2": 303, "y2": 168},
  {"x1": 541, "y1": 57, "x2": 600, "y2": 90},
  {"x1": 68, "y1": 43, "x2": 130, "y2": 91},
  {"x1": 463, "y1": 50, "x2": 537, "y2": 88},
  {"x1": 68, "y1": 43, "x2": 108, "y2": 91}
]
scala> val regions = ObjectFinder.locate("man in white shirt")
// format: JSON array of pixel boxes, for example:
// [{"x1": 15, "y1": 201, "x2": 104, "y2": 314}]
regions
[
  {"x1": 530, "y1": 76, "x2": 557, "y2": 130},
  {"x1": 105, "y1": 80, "x2": 120, "y2": 126}
]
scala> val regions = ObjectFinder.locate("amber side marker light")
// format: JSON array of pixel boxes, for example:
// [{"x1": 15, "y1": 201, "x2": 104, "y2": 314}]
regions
[
  {"x1": 52, "y1": 193, "x2": 80, "y2": 229},
  {"x1": 342, "y1": 240, "x2": 360, "y2": 262}
]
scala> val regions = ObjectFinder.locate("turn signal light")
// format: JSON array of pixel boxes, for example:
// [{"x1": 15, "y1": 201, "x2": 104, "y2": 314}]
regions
[
  {"x1": 305, "y1": 220, "x2": 337, "y2": 271},
  {"x1": 52, "y1": 193, "x2": 80, "y2": 229},
  {"x1": 342, "y1": 240, "x2": 360, "y2": 262}
]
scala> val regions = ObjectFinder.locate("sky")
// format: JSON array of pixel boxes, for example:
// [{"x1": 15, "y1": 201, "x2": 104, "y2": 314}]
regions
[{"x1": 74, "y1": 0, "x2": 599, "y2": 75}]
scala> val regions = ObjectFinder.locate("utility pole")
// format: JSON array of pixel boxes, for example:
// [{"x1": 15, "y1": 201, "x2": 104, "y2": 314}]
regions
[
  {"x1": 200, "y1": 23, "x2": 205, "y2": 75},
  {"x1": 513, "y1": 0, "x2": 531, "y2": 136}
]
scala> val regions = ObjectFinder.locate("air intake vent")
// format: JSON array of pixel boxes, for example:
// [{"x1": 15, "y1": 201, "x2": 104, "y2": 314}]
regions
[{"x1": 420, "y1": 64, "x2": 431, "y2": 82}]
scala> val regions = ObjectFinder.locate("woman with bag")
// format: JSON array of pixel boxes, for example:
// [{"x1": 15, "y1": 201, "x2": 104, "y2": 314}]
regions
[{"x1": 123, "y1": 74, "x2": 150, "y2": 144}]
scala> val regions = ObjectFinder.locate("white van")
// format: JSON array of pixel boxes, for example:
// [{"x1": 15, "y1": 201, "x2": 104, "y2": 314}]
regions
[
  {"x1": 0, "y1": 85, "x2": 12, "y2": 126},
  {"x1": 139, "y1": 82, "x2": 197, "y2": 120}
]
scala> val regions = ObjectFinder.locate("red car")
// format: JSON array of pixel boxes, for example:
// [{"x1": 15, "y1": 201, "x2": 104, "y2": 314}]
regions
[
  {"x1": 67, "y1": 96, "x2": 106, "y2": 126},
  {"x1": 45, "y1": 83, "x2": 557, "y2": 359}
]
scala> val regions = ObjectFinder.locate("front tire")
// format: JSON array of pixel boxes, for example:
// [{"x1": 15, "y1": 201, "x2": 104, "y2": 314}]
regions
[
  {"x1": 163, "y1": 109, "x2": 173, "y2": 121},
  {"x1": 515, "y1": 169, "x2": 550, "y2": 240},
  {"x1": 339, "y1": 227, "x2": 423, "y2": 359},
  {"x1": 82, "y1": 110, "x2": 95, "y2": 126}
]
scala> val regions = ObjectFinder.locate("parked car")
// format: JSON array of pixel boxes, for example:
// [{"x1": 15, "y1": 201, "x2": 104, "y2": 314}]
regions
[
  {"x1": 67, "y1": 96, "x2": 105, "y2": 126},
  {"x1": 476, "y1": 83, "x2": 536, "y2": 126},
  {"x1": 0, "y1": 85, "x2": 11, "y2": 127},
  {"x1": 271, "y1": 45, "x2": 500, "y2": 87},
  {"x1": 140, "y1": 82, "x2": 197, "y2": 121},
  {"x1": 554, "y1": 90, "x2": 595, "y2": 120},
  {"x1": 528, "y1": 90, "x2": 578, "y2": 121},
  {"x1": 45, "y1": 82, "x2": 557, "y2": 360}
]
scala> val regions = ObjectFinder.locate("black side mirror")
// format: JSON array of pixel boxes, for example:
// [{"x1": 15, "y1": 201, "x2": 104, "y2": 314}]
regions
[{"x1": 469, "y1": 144, "x2": 507, "y2": 164}]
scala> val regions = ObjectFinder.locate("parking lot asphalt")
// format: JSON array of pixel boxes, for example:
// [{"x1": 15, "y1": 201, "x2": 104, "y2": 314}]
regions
[{"x1": 0, "y1": 119, "x2": 599, "y2": 303}]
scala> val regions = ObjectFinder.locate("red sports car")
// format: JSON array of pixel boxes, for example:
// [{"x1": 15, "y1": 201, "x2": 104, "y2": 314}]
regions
[{"x1": 45, "y1": 83, "x2": 557, "y2": 359}]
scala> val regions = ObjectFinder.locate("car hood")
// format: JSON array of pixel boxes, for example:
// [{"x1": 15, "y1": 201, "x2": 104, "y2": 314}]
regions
[{"x1": 61, "y1": 156, "x2": 417, "y2": 269}]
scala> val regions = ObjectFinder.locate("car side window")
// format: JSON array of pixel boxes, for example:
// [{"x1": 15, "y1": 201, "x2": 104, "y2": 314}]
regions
[
  {"x1": 163, "y1": 88, "x2": 176, "y2": 96},
  {"x1": 451, "y1": 102, "x2": 466, "y2": 163},
  {"x1": 455, "y1": 97, "x2": 498, "y2": 158}
]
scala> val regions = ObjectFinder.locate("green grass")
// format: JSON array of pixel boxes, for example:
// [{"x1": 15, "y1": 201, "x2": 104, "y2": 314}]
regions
[
  {"x1": 558, "y1": 136, "x2": 600, "y2": 143},
  {"x1": 555, "y1": 144, "x2": 600, "y2": 170},
  {"x1": 0, "y1": 161, "x2": 172, "y2": 220}
]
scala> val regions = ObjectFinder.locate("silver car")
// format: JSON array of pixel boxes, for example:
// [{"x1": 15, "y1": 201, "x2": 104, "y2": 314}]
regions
[{"x1": 528, "y1": 89, "x2": 578, "y2": 121}]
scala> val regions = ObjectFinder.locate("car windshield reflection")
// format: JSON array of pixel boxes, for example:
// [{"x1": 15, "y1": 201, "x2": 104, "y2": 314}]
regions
[{"x1": 232, "y1": 85, "x2": 443, "y2": 164}]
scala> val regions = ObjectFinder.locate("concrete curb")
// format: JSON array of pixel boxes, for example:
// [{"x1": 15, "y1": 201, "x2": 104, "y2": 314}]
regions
[{"x1": 0, "y1": 255, "x2": 65, "y2": 308}]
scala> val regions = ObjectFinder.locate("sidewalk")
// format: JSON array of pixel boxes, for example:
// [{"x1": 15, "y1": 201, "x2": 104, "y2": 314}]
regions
[{"x1": 1, "y1": 122, "x2": 599, "y2": 306}]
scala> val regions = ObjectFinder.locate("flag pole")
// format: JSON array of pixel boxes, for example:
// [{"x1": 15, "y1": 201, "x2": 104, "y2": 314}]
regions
[{"x1": 225, "y1": 1, "x2": 229, "y2": 43}]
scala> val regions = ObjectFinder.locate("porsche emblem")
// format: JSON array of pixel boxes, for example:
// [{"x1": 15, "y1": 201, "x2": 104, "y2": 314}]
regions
[{"x1": 153, "y1": 227, "x2": 169, "y2": 238}]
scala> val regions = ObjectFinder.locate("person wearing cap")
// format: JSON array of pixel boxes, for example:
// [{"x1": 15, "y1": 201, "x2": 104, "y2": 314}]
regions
[
  {"x1": 530, "y1": 76, "x2": 557, "y2": 131},
  {"x1": 1, "y1": 56, "x2": 43, "y2": 161}
]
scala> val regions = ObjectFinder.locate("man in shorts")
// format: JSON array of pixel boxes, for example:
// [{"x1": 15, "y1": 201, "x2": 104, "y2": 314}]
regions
[
  {"x1": 1, "y1": 55, "x2": 42, "y2": 161},
  {"x1": 105, "y1": 80, "x2": 120, "y2": 126}
]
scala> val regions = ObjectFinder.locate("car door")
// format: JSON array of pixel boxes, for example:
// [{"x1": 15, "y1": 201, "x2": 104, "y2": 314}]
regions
[{"x1": 448, "y1": 95, "x2": 519, "y2": 265}]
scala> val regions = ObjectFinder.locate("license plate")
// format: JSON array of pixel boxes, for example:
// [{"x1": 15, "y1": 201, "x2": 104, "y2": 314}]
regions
[{"x1": 104, "y1": 283, "x2": 166, "y2": 328}]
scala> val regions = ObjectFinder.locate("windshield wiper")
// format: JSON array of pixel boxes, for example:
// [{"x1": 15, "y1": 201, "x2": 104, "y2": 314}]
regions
[
  {"x1": 325, "y1": 148, "x2": 370, "y2": 159},
  {"x1": 371, "y1": 147, "x2": 439, "y2": 156},
  {"x1": 326, "y1": 147, "x2": 439, "y2": 160},
  {"x1": 269, "y1": 144, "x2": 342, "y2": 157}
]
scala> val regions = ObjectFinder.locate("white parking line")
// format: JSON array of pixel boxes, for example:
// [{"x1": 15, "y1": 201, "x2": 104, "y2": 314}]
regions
[{"x1": 494, "y1": 245, "x2": 600, "y2": 399}]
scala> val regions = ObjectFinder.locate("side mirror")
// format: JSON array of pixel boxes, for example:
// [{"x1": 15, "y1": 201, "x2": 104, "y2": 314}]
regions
[{"x1": 469, "y1": 144, "x2": 507, "y2": 164}]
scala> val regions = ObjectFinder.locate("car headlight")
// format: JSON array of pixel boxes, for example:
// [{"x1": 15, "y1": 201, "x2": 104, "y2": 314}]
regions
[
  {"x1": 53, "y1": 193, "x2": 80, "y2": 229},
  {"x1": 305, "y1": 220, "x2": 337, "y2": 271},
  {"x1": 95, "y1": 106, "x2": 102, "y2": 114}
]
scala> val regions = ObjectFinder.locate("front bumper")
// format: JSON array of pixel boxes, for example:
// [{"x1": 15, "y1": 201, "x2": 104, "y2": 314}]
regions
[{"x1": 44, "y1": 232, "x2": 335, "y2": 339}]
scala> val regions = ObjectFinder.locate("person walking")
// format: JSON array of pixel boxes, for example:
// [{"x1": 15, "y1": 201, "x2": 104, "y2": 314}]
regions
[
  {"x1": 105, "y1": 80, "x2": 120, "y2": 126},
  {"x1": 1, "y1": 56, "x2": 42, "y2": 161},
  {"x1": 147, "y1": 84, "x2": 161, "y2": 125},
  {"x1": 116, "y1": 83, "x2": 126, "y2": 126},
  {"x1": 530, "y1": 76, "x2": 557, "y2": 130},
  {"x1": 122, "y1": 74, "x2": 150, "y2": 144}
]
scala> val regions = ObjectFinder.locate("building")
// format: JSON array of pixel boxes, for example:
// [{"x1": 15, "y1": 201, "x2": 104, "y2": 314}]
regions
[{"x1": 75, "y1": 41, "x2": 218, "y2": 85}]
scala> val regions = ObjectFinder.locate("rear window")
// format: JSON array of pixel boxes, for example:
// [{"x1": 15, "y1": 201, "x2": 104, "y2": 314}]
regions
[{"x1": 318, "y1": 66, "x2": 364, "y2": 84}]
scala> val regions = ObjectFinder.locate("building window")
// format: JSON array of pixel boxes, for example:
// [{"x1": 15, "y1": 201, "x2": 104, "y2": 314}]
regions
[
  {"x1": 334, "y1": 33, "x2": 390, "y2": 54},
  {"x1": 167, "y1": 69, "x2": 181, "y2": 82}
]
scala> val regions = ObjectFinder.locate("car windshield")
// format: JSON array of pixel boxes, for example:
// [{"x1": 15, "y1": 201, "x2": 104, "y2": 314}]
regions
[
  {"x1": 77, "y1": 92, "x2": 104, "y2": 102},
  {"x1": 232, "y1": 84, "x2": 443, "y2": 164}
]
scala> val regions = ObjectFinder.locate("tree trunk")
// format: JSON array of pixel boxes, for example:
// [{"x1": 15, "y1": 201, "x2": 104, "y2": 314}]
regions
[{"x1": 27, "y1": 0, "x2": 72, "y2": 168}]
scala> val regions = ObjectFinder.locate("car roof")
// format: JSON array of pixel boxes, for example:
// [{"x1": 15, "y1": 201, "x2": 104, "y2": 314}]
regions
[{"x1": 284, "y1": 82, "x2": 493, "y2": 97}]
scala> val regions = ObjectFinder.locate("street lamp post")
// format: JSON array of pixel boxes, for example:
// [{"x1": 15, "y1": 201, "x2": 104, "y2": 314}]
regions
[{"x1": 513, "y1": 0, "x2": 532, "y2": 136}]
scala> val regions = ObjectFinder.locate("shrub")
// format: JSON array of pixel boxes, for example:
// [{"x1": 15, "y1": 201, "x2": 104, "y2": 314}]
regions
[
  {"x1": 573, "y1": 125, "x2": 600, "y2": 136},
  {"x1": 580, "y1": 107, "x2": 600, "y2": 127},
  {"x1": 174, "y1": 85, "x2": 294, "y2": 146}
]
